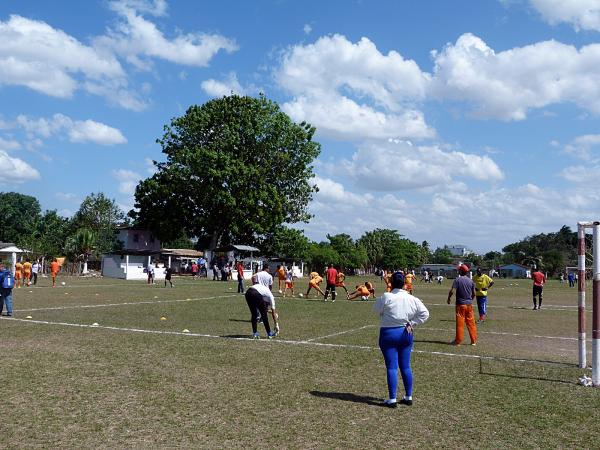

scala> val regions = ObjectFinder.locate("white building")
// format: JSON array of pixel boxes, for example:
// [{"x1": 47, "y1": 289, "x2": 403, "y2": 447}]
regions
[
  {"x1": 0, "y1": 242, "x2": 26, "y2": 275},
  {"x1": 446, "y1": 244, "x2": 472, "y2": 257},
  {"x1": 101, "y1": 228, "x2": 164, "y2": 280}
]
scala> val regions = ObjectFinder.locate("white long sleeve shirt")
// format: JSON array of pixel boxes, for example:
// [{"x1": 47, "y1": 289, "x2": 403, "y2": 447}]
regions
[
  {"x1": 249, "y1": 283, "x2": 276, "y2": 309},
  {"x1": 373, "y1": 288, "x2": 429, "y2": 328}
]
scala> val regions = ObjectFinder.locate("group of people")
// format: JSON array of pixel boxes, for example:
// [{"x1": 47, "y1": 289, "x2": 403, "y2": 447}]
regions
[{"x1": 5, "y1": 258, "x2": 61, "y2": 289}]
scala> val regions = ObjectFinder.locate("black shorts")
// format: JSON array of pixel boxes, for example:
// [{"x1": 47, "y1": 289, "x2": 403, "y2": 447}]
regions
[
  {"x1": 326, "y1": 283, "x2": 336, "y2": 291},
  {"x1": 533, "y1": 285, "x2": 543, "y2": 296}
]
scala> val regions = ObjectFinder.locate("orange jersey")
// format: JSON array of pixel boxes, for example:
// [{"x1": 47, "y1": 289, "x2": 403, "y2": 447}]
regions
[
  {"x1": 335, "y1": 272, "x2": 346, "y2": 286},
  {"x1": 404, "y1": 273, "x2": 415, "y2": 286},
  {"x1": 277, "y1": 268, "x2": 286, "y2": 280},
  {"x1": 357, "y1": 285, "x2": 370, "y2": 296},
  {"x1": 365, "y1": 281, "x2": 374, "y2": 292},
  {"x1": 309, "y1": 271, "x2": 320, "y2": 279},
  {"x1": 310, "y1": 275, "x2": 323, "y2": 286},
  {"x1": 50, "y1": 261, "x2": 59, "y2": 275},
  {"x1": 23, "y1": 262, "x2": 32, "y2": 274}
]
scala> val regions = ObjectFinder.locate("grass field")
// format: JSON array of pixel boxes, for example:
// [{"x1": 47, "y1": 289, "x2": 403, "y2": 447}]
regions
[{"x1": 2, "y1": 274, "x2": 600, "y2": 448}]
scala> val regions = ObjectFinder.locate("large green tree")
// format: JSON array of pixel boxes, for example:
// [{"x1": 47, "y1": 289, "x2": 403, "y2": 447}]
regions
[
  {"x1": 131, "y1": 94, "x2": 321, "y2": 249},
  {"x1": 261, "y1": 226, "x2": 310, "y2": 261},
  {"x1": 71, "y1": 193, "x2": 126, "y2": 255},
  {"x1": 0, "y1": 192, "x2": 41, "y2": 245},
  {"x1": 327, "y1": 233, "x2": 368, "y2": 270},
  {"x1": 357, "y1": 228, "x2": 423, "y2": 270}
]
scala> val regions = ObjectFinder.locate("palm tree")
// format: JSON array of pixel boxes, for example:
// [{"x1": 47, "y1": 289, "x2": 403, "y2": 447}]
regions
[{"x1": 65, "y1": 228, "x2": 96, "y2": 274}]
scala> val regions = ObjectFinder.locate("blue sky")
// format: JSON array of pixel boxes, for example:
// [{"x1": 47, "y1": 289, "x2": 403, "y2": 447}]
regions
[{"x1": 2, "y1": 0, "x2": 600, "y2": 252}]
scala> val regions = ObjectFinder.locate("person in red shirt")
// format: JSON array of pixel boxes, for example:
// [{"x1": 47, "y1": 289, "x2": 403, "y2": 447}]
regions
[
  {"x1": 531, "y1": 267, "x2": 546, "y2": 310},
  {"x1": 236, "y1": 261, "x2": 245, "y2": 294},
  {"x1": 324, "y1": 264, "x2": 338, "y2": 302}
]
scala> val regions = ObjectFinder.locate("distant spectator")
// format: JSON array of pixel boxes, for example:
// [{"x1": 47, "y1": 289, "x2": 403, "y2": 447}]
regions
[
  {"x1": 0, "y1": 261, "x2": 15, "y2": 316},
  {"x1": 31, "y1": 260, "x2": 40, "y2": 285},
  {"x1": 191, "y1": 262, "x2": 198, "y2": 279},
  {"x1": 237, "y1": 261, "x2": 245, "y2": 294},
  {"x1": 165, "y1": 266, "x2": 174, "y2": 288},
  {"x1": 532, "y1": 267, "x2": 546, "y2": 310},
  {"x1": 568, "y1": 272, "x2": 575, "y2": 288},
  {"x1": 447, "y1": 264, "x2": 477, "y2": 346}
]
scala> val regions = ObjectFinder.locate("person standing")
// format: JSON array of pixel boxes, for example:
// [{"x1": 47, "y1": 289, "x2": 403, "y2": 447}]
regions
[
  {"x1": 236, "y1": 261, "x2": 245, "y2": 293},
  {"x1": 191, "y1": 261, "x2": 198, "y2": 279},
  {"x1": 147, "y1": 264, "x2": 155, "y2": 285},
  {"x1": 283, "y1": 266, "x2": 295, "y2": 297},
  {"x1": 373, "y1": 272, "x2": 429, "y2": 407},
  {"x1": 473, "y1": 268, "x2": 494, "y2": 323},
  {"x1": 0, "y1": 261, "x2": 15, "y2": 317},
  {"x1": 447, "y1": 264, "x2": 477, "y2": 346},
  {"x1": 50, "y1": 258, "x2": 59, "y2": 287},
  {"x1": 14, "y1": 260, "x2": 23, "y2": 288},
  {"x1": 324, "y1": 264, "x2": 338, "y2": 302},
  {"x1": 244, "y1": 279, "x2": 279, "y2": 339},
  {"x1": 276, "y1": 265, "x2": 286, "y2": 292},
  {"x1": 568, "y1": 271, "x2": 575, "y2": 288},
  {"x1": 31, "y1": 260, "x2": 40, "y2": 285},
  {"x1": 22, "y1": 258, "x2": 32, "y2": 287},
  {"x1": 164, "y1": 266, "x2": 174, "y2": 288},
  {"x1": 532, "y1": 267, "x2": 546, "y2": 310},
  {"x1": 404, "y1": 270, "x2": 416, "y2": 294}
]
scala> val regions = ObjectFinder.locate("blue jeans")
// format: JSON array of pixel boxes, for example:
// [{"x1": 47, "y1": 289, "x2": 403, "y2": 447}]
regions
[
  {"x1": 379, "y1": 326, "x2": 413, "y2": 399},
  {"x1": 476, "y1": 296, "x2": 488, "y2": 319},
  {"x1": 0, "y1": 288, "x2": 13, "y2": 315},
  {"x1": 237, "y1": 276, "x2": 245, "y2": 293}
]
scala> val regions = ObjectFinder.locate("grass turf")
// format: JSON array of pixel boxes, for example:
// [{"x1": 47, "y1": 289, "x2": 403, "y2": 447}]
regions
[{"x1": 1, "y1": 275, "x2": 599, "y2": 448}]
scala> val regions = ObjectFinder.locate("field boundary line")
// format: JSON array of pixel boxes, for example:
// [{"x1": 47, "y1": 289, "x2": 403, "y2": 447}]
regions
[
  {"x1": 304, "y1": 325, "x2": 376, "y2": 342},
  {"x1": 5, "y1": 318, "x2": 580, "y2": 368},
  {"x1": 420, "y1": 326, "x2": 580, "y2": 341},
  {"x1": 15, "y1": 294, "x2": 238, "y2": 313}
]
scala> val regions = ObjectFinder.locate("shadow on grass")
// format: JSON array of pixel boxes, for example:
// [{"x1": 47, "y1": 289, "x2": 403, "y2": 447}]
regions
[
  {"x1": 310, "y1": 391, "x2": 384, "y2": 407},
  {"x1": 480, "y1": 371, "x2": 575, "y2": 385},
  {"x1": 221, "y1": 334, "x2": 253, "y2": 339},
  {"x1": 229, "y1": 319, "x2": 251, "y2": 323},
  {"x1": 414, "y1": 339, "x2": 453, "y2": 345}
]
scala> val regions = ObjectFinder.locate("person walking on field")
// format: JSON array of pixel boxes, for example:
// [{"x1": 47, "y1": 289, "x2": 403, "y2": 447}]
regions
[
  {"x1": 324, "y1": 264, "x2": 338, "y2": 302},
  {"x1": 447, "y1": 264, "x2": 477, "y2": 346},
  {"x1": 50, "y1": 258, "x2": 60, "y2": 287},
  {"x1": 532, "y1": 267, "x2": 546, "y2": 310},
  {"x1": 164, "y1": 266, "x2": 174, "y2": 288},
  {"x1": 14, "y1": 260, "x2": 23, "y2": 288},
  {"x1": 276, "y1": 265, "x2": 286, "y2": 292},
  {"x1": 473, "y1": 268, "x2": 494, "y2": 322},
  {"x1": 373, "y1": 272, "x2": 429, "y2": 407},
  {"x1": 0, "y1": 261, "x2": 15, "y2": 317}
]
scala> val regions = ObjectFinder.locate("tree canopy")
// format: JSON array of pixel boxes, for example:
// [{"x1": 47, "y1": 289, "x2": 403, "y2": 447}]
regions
[
  {"x1": 131, "y1": 94, "x2": 321, "y2": 249},
  {"x1": 0, "y1": 192, "x2": 41, "y2": 245}
]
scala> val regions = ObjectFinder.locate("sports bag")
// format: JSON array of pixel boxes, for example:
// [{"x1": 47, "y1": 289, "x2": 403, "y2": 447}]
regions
[{"x1": 1, "y1": 271, "x2": 14, "y2": 289}]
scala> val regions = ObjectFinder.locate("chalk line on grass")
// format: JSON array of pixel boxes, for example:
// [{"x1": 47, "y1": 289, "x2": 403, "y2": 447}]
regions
[
  {"x1": 304, "y1": 325, "x2": 376, "y2": 342},
  {"x1": 5, "y1": 317, "x2": 580, "y2": 368},
  {"x1": 15, "y1": 294, "x2": 238, "y2": 313}
]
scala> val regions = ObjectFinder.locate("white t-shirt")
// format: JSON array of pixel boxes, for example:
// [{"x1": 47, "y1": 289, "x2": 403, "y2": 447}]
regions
[
  {"x1": 249, "y1": 283, "x2": 276, "y2": 309},
  {"x1": 255, "y1": 270, "x2": 273, "y2": 289},
  {"x1": 31, "y1": 263, "x2": 40, "y2": 274},
  {"x1": 373, "y1": 289, "x2": 429, "y2": 328}
]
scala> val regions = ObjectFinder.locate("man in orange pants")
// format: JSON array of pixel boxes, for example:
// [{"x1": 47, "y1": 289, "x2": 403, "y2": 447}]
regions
[
  {"x1": 447, "y1": 264, "x2": 477, "y2": 346},
  {"x1": 50, "y1": 258, "x2": 60, "y2": 287},
  {"x1": 14, "y1": 260, "x2": 23, "y2": 288}
]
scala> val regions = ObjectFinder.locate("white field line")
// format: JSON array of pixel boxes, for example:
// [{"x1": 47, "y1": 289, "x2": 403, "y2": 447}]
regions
[
  {"x1": 304, "y1": 325, "x2": 376, "y2": 342},
  {"x1": 419, "y1": 326, "x2": 580, "y2": 342},
  {"x1": 14, "y1": 294, "x2": 238, "y2": 313},
  {"x1": 6, "y1": 317, "x2": 580, "y2": 367}
]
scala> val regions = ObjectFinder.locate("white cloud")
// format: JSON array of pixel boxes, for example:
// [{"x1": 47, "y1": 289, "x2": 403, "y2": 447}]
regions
[
  {"x1": 0, "y1": 150, "x2": 40, "y2": 183},
  {"x1": 303, "y1": 24, "x2": 312, "y2": 35},
  {"x1": 430, "y1": 33, "x2": 600, "y2": 120},
  {"x1": 112, "y1": 169, "x2": 141, "y2": 194},
  {"x1": 201, "y1": 72, "x2": 247, "y2": 97},
  {"x1": 14, "y1": 114, "x2": 127, "y2": 145},
  {"x1": 276, "y1": 34, "x2": 434, "y2": 141},
  {"x1": 529, "y1": 0, "x2": 600, "y2": 31},
  {"x1": 335, "y1": 140, "x2": 503, "y2": 191},
  {"x1": 0, "y1": 136, "x2": 21, "y2": 151},
  {"x1": 0, "y1": 15, "x2": 140, "y2": 108},
  {"x1": 98, "y1": 1, "x2": 238, "y2": 69},
  {"x1": 563, "y1": 134, "x2": 600, "y2": 160},
  {"x1": 560, "y1": 164, "x2": 600, "y2": 183},
  {"x1": 55, "y1": 192, "x2": 80, "y2": 203}
]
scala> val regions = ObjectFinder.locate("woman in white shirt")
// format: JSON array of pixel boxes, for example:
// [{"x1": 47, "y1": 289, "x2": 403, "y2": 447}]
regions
[{"x1": 373, "y1": 272, "x2": 429, "y2": 407}]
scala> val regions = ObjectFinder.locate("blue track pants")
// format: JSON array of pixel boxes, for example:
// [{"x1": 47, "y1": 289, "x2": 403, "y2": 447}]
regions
[{"x1": 379, "y1": 326, "x2": 413, "y2": 399}]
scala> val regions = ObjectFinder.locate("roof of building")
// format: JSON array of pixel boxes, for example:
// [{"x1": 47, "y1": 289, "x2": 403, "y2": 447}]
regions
[
  {"x1": 214, "y1": 244, "x2": 260, "y2": 253},
  {"x1": 161, "y1": 248, "x2": 204, "y2": 257},
  {"x1": 498, "y1": 263, "x2": 530, "y2": 270},
  {"x1": 0, "y1": 243, "x2": 25, "y2": 253}
]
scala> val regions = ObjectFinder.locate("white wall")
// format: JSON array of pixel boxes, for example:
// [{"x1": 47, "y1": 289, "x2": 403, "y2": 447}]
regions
[{"x1": 102, "y1": 254, "x2": 166, "y2": 280}]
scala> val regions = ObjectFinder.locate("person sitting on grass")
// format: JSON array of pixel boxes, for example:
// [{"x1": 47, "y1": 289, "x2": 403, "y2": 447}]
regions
[
  {"x1": 373, "y1": 272, "x2": 429, "y2": 408},
  {"x1": 365, "y1": 281, "x2": 376, "y2": 299},
  {"x1": 347, "y1": 284, "x2": 371, "y2": 301}
]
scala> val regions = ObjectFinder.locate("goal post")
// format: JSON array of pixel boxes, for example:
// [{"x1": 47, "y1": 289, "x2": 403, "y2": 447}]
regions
[{"x1": 577, "y1": 221, "x2": 600, "y2": 385}]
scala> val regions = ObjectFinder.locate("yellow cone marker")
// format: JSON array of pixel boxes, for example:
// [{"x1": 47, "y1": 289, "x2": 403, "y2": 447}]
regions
[
  {"x1": 160, "y1": 316, "x2": 167, "y2": 321},
  {"x1": 182, "y1": 329, "x2": 190, "y2": 333},
  {"x1": 26, "y1": 315, "x2": 32, "y2": 319},
  {"x1": 91, "y1": 322, "x2": 99, "y2": 327}
]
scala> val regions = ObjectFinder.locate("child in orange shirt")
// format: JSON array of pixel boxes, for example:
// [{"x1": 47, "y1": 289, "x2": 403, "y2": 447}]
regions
[
  {"x1": 14, "y1": 261, "x2": 23, "y2": 288},
  {"x1": 50, "y1": 258, "x2": 60, "y2": 287}
]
